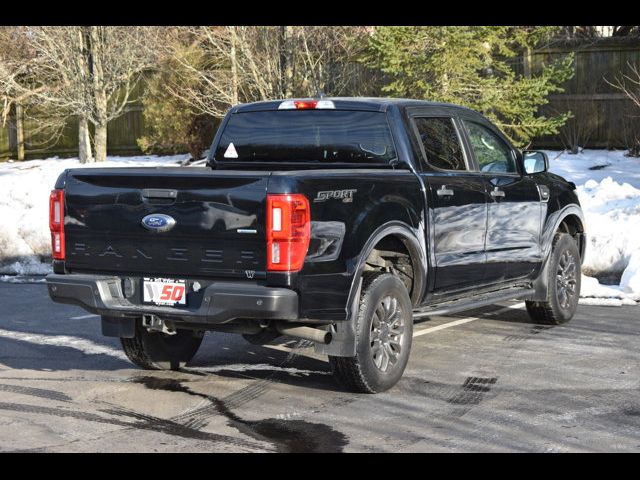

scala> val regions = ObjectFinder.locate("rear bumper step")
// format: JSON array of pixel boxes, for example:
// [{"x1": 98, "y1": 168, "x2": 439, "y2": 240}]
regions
[{"x1": 46, "y1": 274, "x2": 299, "y2": 324}]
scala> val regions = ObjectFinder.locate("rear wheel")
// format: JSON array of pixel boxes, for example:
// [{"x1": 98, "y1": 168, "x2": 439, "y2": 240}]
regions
[
  {"x1": 329, "y1": 273, "x2": 413, "y2": 393},
  {"x1": 526, "y1": 233, "x2": 581, "y2": 325},
  {"x1": 120, "y1": 321, "x2": 204, "y2": 370}
]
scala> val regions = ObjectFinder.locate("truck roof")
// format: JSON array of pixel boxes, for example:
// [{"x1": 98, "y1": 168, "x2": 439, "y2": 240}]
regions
[{"x1": 232, "y1": 97, "x2": 478, "y2": 114}]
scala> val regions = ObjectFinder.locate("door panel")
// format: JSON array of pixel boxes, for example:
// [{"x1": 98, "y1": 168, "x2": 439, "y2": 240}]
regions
[
  {"x1": 426, "y1": 175, "x2": 489, "y2": 290},
  {"x1": 484, "y1": 175, "x2": 542, "y2": 282},
  {"x1": 460, "y1": 119, "x2": 543, "y2": 284}
]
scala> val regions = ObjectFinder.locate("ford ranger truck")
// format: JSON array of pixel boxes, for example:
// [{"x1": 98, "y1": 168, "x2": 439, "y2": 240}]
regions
[{"x1": 46, "y1": 98, "x2": 585, "y2": 393}]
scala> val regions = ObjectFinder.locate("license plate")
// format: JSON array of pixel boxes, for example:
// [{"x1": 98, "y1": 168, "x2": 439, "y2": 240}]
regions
[{"x1": 142, "y1": 278, "x2": 187, "y2": 306}]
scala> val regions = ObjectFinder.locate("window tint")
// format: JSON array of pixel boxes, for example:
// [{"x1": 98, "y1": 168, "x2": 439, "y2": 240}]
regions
[
  {"x1": 214, "y1": 110, "x2": 396, "y2": 164},
  {"x1": 413, "y1": 117, "x2": 466, "y2": 171},
  {"x1": 463, "y1": 121, "x2": 516, "y2": 174}
]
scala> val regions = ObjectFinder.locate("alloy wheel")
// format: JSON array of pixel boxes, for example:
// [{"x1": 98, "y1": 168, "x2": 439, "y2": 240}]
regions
[
  {"x1": 556, "y1": 249, "x2": 578, "y2": 309},
  {"x1": 370, "y1": 295, "x2": 405, "y2": 372}
]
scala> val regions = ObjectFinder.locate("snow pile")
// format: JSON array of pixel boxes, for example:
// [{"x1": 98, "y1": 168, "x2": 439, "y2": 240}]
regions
[
  {"x1": 579, "y1": 273, "x2": 637, "y2": 306},
  {"x1": 575, "y1": 177, "x2": 640, "y2": 274},
  {"x1": 620, "y1": 251, "x2": 640, "y2": 301},
  {"x1": 0, "y1": 154, "x2": 189, "y2": 275}
]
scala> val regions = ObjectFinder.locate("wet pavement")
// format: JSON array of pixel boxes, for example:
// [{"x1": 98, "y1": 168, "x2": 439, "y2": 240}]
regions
[{"x1": 0, "y1": 282, "x2": 638, "y2": 452}]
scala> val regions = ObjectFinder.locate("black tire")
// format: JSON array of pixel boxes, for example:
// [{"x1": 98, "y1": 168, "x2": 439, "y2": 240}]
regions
[
  {"x1": 329, "y1": 273, "x2": 413, "y2": 393},
  {"x1": 526, "y1": 233, "x2": 581, "y2": 325},
  {"x1": 120, "y1": 321, "x2": 204, "y2": 370}
]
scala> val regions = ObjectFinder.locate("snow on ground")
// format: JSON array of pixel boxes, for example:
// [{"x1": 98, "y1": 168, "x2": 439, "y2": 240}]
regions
[
  {"x1": 579, "y1": 271, "x2": 638, "y2": 306},
  {"x1": 545, "y1": 149, "x2": 640, "y2": 190},
  {"x1": 0, "y1": 154, "x2": 189, "y2": 276},
  {"x1": 0, "y1": 275, "x2": 46, "y2": 284},
  {"x1": 545, "y1": 149, "x2": 640, "y2": 305},
  {"x1": 0, "y1": 149, "x2": 639, "y2": 306}
]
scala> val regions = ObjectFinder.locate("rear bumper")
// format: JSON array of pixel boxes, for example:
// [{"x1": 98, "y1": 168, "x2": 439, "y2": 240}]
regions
[{"x1": 45, "y1": 274, "x2": 299, "y2": 324}]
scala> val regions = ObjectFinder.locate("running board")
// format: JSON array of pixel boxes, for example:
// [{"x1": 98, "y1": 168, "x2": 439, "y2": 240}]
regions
[{"x1": 413, "y1": 287, "x2": 534, "y2": 319}]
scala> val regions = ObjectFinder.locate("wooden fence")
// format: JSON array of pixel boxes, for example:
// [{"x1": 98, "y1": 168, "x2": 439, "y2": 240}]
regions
[
  {"x1": 528, "y1": 37, "x2": 640, "y2": 149},
  {"x1": 2, "y1": 36, "x2": 640, "y2": 160},
  {"x1": 0, "y1": 106, "x2": 146, "y2": 160}
]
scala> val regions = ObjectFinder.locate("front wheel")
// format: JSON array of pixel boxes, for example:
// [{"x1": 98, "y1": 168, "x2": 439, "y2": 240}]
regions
[
  {"x1": 120, "y1": 321, "x2": 204, "y2": 370},
  {"x1": 329, "y1": 273, "x2": 413, "y2": 393},
  {"x1": 526, "y1": 233, "x2": 581, "y2": 325}
]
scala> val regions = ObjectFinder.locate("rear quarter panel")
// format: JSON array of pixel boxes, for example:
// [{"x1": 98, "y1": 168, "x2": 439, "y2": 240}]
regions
[{"x1": 267, "y1": 170, "x2": 424, "y2": 321}]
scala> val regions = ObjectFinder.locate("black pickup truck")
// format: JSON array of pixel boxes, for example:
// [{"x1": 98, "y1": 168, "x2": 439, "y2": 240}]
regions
[{"x1": 46, "y1": 98, "x2": 585, "y2": 393}]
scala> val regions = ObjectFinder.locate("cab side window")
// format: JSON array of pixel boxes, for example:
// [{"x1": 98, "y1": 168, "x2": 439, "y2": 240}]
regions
[
  {"x1": 463, "y1": 120, "x2": 516, "y2": 174},
  {"x1": 413, "y1": 117, "x2": 467, "y2": 171}
]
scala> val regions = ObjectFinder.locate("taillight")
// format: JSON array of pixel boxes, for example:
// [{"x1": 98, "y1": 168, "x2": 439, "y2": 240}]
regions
[
  {"x1": 278, "y1": 100, "x2": 335, "y2": 110},
  {"x1": 266, "y1": 194, "x2": 310, "y2": 272},
  {"x1": 49, "y1": 189, "x2": 65, "y2": 260},
  {"x1": 293, "y1": 100, "x2": 317, "y2": 110}
]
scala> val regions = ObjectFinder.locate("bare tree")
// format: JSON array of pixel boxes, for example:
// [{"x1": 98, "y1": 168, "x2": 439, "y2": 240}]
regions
[
  {"x1": 607, "y1": 62, "x2": 640, "y2": 156},
  {"x1": 293, "y1": 26, "x2": 373, "y2": 97},
  {"x1": 32, "y1": 27, "x2": 162, "y2": 162},
  {"x1": 1, "y1": 27, "x2": 162, "y2": 162},
  {"x1": 0, "y1": 27, "x2": 74, "y2": 160},
  {"x1": 157, "y1": 26, "x2": 372, "y2": 120},
  {"x1": 610, "y1": 62, "x2": 640, "y2": 109}
]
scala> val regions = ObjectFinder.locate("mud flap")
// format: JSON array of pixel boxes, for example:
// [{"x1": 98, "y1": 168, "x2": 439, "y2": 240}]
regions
[
  {"x1": 314, "y1": 279, "x2": 360, "y2": 357},
  {"x1": 101, "y1": 316, "x2": 136, "y2": 338},
  {"x1": 530, "y1": 254, "x2": 551, "y2": 302}
]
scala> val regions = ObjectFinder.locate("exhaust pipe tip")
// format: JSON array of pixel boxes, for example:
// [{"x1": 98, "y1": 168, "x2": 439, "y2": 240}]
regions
[{"x1": 275, "y1": 323, "x2": 332, "y2": 345}]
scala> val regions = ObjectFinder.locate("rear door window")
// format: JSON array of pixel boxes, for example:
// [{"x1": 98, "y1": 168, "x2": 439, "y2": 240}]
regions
[
  {"x1": 214, "y1": 110, "x2": 396, "y2": 165},
  {"x1": 413, "y1": 117, "x2": 467, "y2": 171}
]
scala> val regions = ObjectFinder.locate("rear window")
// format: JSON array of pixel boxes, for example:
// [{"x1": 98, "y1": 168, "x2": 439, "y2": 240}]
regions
[{"x1": 214, "y1": 110, "x2": 396, "y2": 164}]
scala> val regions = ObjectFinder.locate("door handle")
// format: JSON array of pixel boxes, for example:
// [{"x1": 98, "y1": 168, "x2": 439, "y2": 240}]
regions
[
  {"x1": 436, "y1": 185, "x2": 454, "y2": 197},
  {"x1": 142, "y1": 189, "x2": 178, "y2": 200},
  {"x1": 490, "y1": 187, "x2": 506, "y2": 198}
]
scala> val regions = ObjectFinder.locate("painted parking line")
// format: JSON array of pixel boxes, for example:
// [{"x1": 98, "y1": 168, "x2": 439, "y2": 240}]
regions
[
  {"x1": 412, "y1": 302, "x2": 526, "y2": 338},
  {"x1": 413, "y1": 316, "x2": 481, "y2": 337},
  {"x1": 70, "y1": 314, "x2": 100, "y2": 320}
]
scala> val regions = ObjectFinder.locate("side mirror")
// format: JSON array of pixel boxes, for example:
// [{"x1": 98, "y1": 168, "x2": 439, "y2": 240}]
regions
[{"x1": 523, "y1": 150, "x2": 548, "y2": 174}]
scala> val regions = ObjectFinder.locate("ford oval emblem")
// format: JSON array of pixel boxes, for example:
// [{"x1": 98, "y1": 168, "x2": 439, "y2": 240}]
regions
[{"x1": 141, "y1": 214, "x2": 176, "y2": 233}]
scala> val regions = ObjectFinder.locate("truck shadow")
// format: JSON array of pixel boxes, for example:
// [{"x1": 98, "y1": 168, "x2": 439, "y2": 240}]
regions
[
  {"x1": 187, "y1": 334, "x2": 341, "y2": 393},
  {"x1": 0, "y1": 336, "x2": 132, "y2": 372},
  {"x1": 0, "y1": 329, "x2": 342, "y2": 393}
]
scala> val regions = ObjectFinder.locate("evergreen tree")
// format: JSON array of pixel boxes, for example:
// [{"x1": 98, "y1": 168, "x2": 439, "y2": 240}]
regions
[{"x1": 362, "y1": 26, "x2": 574, "y2": 147}]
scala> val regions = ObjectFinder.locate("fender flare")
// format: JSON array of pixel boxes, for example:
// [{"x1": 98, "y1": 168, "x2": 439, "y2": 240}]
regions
[
  {"x1": 315, "y1": 221, "x2": 427, "y2": 357},
  {"x1": 347, "y1": 221, "x2": 427, "y2": 311},
  {"x1": 541, "y1": 203, "x2": 586, "y2": 261},
  {"x1": 530, "y1": 204, "x2": 586, "y2": 302}
]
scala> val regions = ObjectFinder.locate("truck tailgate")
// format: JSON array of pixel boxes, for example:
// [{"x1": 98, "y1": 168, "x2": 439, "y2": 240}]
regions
[{"x1": 63, "y1": 167, "x2": 268, "y2": 279}]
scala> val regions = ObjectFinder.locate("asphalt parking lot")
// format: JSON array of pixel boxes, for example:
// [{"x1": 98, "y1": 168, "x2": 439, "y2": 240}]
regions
[{"x1": 0, "y1": 281, "x2": 638, "y2": 452}]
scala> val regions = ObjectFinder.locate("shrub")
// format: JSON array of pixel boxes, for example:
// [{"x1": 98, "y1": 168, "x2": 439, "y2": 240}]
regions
[{"x1": 137, "y1": 70, "x2": 217, "y2": 160}]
